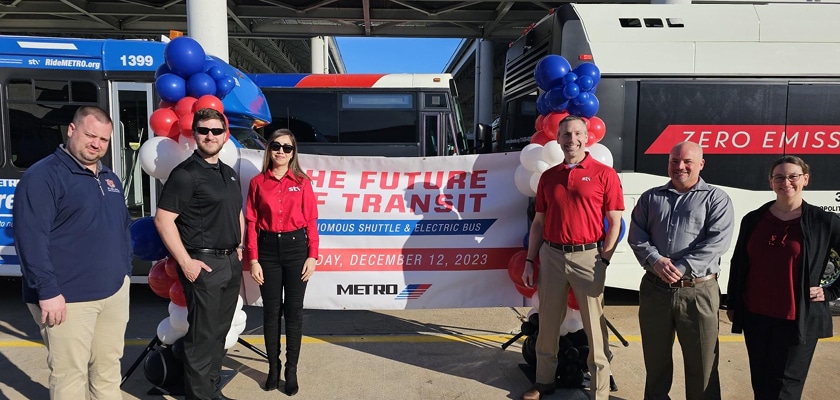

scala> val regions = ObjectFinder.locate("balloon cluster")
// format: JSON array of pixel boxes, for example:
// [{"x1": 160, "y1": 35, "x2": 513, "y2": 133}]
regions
[
  {"x1": 520, "y1": 290, "x2": 590, "y2": 388},
  {"x1": 514, "y1": 55, "x2": 613, "y2": 199},
  {"x1": 141, "y1": 36, "x2": 239, "y2": 181}
]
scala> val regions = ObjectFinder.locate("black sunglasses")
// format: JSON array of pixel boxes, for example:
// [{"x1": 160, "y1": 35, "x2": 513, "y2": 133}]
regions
[
  {"x1": 269, "y1": 142, "x2": 295, "y2": 153},
  {"x1": 194, "y1": 127, "x2": 226, "y2": 136}
]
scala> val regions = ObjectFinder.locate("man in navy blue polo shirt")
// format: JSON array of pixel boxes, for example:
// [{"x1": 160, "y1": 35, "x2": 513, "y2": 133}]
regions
[
  {"x1": 14, "y1": 106, "x2": 132, "y2": 400},
  {"x1": 155, "y1": 108, "x2": 243, "y2": 400}
]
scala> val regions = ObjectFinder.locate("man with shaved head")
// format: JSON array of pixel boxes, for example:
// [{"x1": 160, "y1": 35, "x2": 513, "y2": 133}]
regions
[{"x1": 628, "y1": 141, "x2": 735, "y2": 400}]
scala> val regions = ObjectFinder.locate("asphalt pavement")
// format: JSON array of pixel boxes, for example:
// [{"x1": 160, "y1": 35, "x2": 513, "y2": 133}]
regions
[{"x1": 0, "y1": 279, "x2": 838, "y2": 400}]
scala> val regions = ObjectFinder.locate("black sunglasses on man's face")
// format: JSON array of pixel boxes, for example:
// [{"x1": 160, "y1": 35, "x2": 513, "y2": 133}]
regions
[
  {"x1": 194, "y1": 127, "x2": 226, "y2": 136},
  {"x1": 269, "y1": 142, "x2": 295, "y2": 153}
]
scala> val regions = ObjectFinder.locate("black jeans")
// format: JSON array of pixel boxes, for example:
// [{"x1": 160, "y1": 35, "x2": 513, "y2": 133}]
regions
[
  {"x1": 258, "y1": 230, "x2": 308, "y2": 368},
  {"x1": 742, "y1": 311, "x2": 818, "y2": 400},
  {"x1": 177, "y1": 252, "x2": 242, "y2": 400}
]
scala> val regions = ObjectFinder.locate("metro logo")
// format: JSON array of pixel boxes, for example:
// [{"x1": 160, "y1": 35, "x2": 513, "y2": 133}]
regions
[
  {"x1": 395, "y1": 284, "x2": 432, "y2": 300},
  {"x1": 644, "y1": 125, "x2": 840, "y2": 155}
]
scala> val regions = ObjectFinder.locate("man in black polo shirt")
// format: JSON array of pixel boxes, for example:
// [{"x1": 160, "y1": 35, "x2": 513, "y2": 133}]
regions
[{"x1": 155, "y1": 108, "x2": 244, "y2": 400}]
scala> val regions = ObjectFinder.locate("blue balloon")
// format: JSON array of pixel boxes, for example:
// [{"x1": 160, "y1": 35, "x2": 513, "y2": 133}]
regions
[
  {"x1": 536, "y1": 92, "x2": 550, "y2": 116},
  {"x1": 566, "y1": 102, "x2": 582, "y2": 118},
  {"x1": 215, "y1": 76, "x2": 235, "y2": 99},
  {"x1": 154, "y1": 63, "x2": 171, "y2": 79},
  {"x1": 573, "y1": 92, "x2": 591, "y2": 106},
  {"x1": 164, "y1": 37, "x2": 206, "y2": 78},
  {"x1": 206, "y1": 66, "x2": 226, "y2": 81},
  {"x1": 186, "y1": 73, "x2": 217, "y2": 98},
  {"x1": 534, "y1": 55, "x2": 571, "y2": 91},
  {"x1": 603, "y1": 216, "x2": 627, "y2": 243},
  {"x1": 578, "y1": 94, "x2": 600, "y2": 118},
  {"x1": 546, "y1": 88, "x2": 570, "y2": 112},
  {"x1": 130, "y1": 217, "x2": 169, "y2": 261},
  {"x1": 563, "y1": 83, "x2": 581, "y2": 100},
  {"x1": 155, "y1": 73, "x2": 186, "y2": 103},
  {"x1": 573, "y1": 63, "x2": 601, "y2": 86},
  {"x1": 202, "y1": 59, "x2": 221, "y2": 73},
  {"x1": 562, "y1": 72, "x2": 578, "y2": 85},
  {"x1": 576, "y1": 75, "x2": 594, "y2": 92}
]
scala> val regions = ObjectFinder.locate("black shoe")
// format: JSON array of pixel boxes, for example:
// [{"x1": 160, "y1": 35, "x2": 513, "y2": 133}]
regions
[
  {"x1": 264, "y1": 366, "x2": 279, "y2": 391},
  {"x1": 211, "y1": 395, "x2": 235, "y2": 400},
  {"x1": 284, "y1": 367, "x2": 299, "y2": 396}
]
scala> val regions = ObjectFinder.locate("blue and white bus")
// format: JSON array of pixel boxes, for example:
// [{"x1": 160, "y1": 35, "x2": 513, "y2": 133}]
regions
[{"x1": 0, "y1": 35, "x2": 268, "y2": 277}]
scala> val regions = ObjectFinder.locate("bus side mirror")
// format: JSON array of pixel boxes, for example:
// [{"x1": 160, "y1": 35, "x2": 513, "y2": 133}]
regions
[{"x1": 476, "y1": 123, "x2": 492, "y2": 153}]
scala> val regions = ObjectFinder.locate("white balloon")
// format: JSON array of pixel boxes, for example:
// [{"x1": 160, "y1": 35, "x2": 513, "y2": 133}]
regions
[
  {"x1": 514, "y1": 165, "x2": 536, "y2": 197},
  {"x1": 535, "y1": 160, "x2": 550, "y2": 173},
  {"x1": 559, "y1": 308, "x2": 584, "y2": 336},
  {"x1": 519, "y1": 143, "x2": 544, "y2": 172},
  {"x1": 177, "y1": 135, "x2": 197, "y2": 156},
  {"x1": 223, "y1": 328, "x2": 239, "y2": 349},
  {"x1": 139, "y1": 137, "x2": 187, "y2": 180},
  {"x1": 168, "y1": 301, "x2": 179, "y2": 314},
  {"x1": 541, "y1": 140, "x2": 565, "y2": 166},
  {"x1": 218, "y1": 140, "x2": 239, "y2": 168},
  {"x1": 529, "y1": 171, "x2": 542, "y2": 194},
  {"x1": 587, "y1": 143, "x2": 614, "y2": 168},
  {"x1": 156, "y1": 317, "x2": 186, "y2": 345},
  {"x1": 236, "y1": 295, "x2": 244, "y2": 310},
  {"x1": 169, "y1": 305, "x2": 189, "y2": 332},
  {"x1": 232, "y1": 309, "x2": 247, "y2": 326}
]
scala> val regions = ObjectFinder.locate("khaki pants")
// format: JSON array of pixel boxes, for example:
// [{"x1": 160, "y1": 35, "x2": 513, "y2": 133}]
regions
[
  {"x1": 28, "y1": 276, "x2": 130, "y2": 400},
  {"x1": 536, "y1": 245, "x2": 610, "y2": 400}
]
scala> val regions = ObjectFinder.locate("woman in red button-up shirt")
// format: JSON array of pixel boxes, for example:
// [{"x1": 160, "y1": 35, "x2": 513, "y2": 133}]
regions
[{"x1": 245, "y1": 128, "x2": 319, "y2": 395}]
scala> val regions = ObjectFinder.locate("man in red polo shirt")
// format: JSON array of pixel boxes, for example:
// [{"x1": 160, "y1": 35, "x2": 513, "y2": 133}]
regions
[{"x1": 521, "y1": 115, "x2": 625, "y2": 400}]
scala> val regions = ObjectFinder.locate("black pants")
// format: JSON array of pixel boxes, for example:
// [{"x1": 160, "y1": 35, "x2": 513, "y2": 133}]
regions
[
  {"x1": 742, "y1": 311, "x2": 818, "y2": 400},
  {"x1": 177, "y1": 252, "x2": 242, "y2": 400},
  {"x1": 258, "y1": 230, "x2": 308, "y2": 368}
]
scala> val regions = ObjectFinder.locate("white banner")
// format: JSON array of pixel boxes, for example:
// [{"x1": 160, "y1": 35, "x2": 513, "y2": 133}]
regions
[{"x1": 240, "y1": 152, "x2": 529, "y2": 309}]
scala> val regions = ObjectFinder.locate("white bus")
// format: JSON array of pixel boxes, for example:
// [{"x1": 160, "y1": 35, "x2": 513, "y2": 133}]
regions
[
  {"x1": 249, "y1": 73, "x2": 471, "y2": 157},
  {"x1": 499, "y1": 2, "x2": 840, "y2": 293}
]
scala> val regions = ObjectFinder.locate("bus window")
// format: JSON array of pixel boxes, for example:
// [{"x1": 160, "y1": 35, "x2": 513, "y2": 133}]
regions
[
  {"x1": 8, "y1": 79, "x2": 98, "y2": 169},
  {"x1": 263, "y1": 91, "x2": 338, "y2": 143},
  {"x1": 339, "y1": 93, "x2": 416, "y2": 143},
  {"x1": 231, "y1": 126, "x2": 267, "y2": 150},
  {"x1": 423, "y1": 114, "x2": 439, "y2": 156},
  {"x1": 424, "y1": 93, "x2": 449, "y2": 109}
]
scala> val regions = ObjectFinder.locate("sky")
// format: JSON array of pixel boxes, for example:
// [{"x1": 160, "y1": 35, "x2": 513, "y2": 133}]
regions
[{"x1": 335, "y1": 38, "x2": 464, "y2": 73}]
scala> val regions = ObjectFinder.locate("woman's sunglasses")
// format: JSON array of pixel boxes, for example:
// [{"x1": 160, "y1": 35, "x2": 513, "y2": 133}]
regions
[
  {"x1": 269, "y1": 142, "x2": 295, "y2": 153},
  {"x1": 194, "y1": 127, "x2": 226, "y2": 136}
]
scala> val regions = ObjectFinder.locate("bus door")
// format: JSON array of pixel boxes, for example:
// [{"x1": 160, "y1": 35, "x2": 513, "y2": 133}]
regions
[
  {"x1": 109, "y1": 82, "x2": 155, "y2": 219},
  {"x1": 422, "y1": 111, "x2": 462, "y2": 156}
]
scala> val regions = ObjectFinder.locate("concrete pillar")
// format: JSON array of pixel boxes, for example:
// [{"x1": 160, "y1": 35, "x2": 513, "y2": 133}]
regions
[
  {"x1": 311, "y1": 36, "x2": 329, "y2": 74},
  {"x1": 474, "y1": 39, "x2": 494, "y2": 143},
  {"x1": 186, "y1": 0, "x2": 229, "y2": 61}
]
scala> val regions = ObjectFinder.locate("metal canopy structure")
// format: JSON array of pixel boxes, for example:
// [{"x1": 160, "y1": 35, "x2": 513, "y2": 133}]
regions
[{"x1": 0, "y1": 0, "x2": 574, "y2": 74}]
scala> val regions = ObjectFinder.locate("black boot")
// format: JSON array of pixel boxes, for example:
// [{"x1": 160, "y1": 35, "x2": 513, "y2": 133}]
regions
[
  {"x1": 284, "y1": 366, "x2": 298, "y2": 396},
  {"x1": 263, "y1": 306, "x2": 282, "y2": 391}
]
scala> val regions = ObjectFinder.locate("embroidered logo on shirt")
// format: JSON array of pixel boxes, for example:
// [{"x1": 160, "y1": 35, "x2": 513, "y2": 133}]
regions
[
  {"x1": 104, "y1": 179, "x2": 121, "y2": 193},
  {"x1": 289, "y1": 186, "x2": 302, "y2": 192},
  {"x1": 581, "y1": 177, "x2": 591, "y2": 182},
  {"x1": 230, "y1": 176, "x2": 237, "y2": 181}
]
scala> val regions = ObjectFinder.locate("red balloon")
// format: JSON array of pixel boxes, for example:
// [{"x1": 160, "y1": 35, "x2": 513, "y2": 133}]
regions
[
  {"x1": 541, "y1": 111, "x2": 569, "y2": 139},
  {"x1": 224, "y1": 114, "x2": 231, "y2": 141},
  {"x1": 586, "y1": 116, "x2": 606, "y2": 146},
  {"x1": 193, "y1": 95, "x2": 224, "y2": 114},
  {"x1": 164, "y1": 257, "x2": 180, "y2": 279},
  {"x1": 148, "y1": 259, "x2": 173, "y2": 299},
  {"x1": 534, "y1": 115, "x2": 545, "y2": 132},
  {"x1": 568, "y1": 288, "x2": 580, "y2": 310},
  {"x1": 507, "y1": 250, "x2": 540, "y2": 290},
  {"x1": 169, "y1": 280, "x2": 187, "y2": 307},
  {"x1": 179, "y1": 113, "x2": 195, "y2": 138},
  {"x1": 530, "y1": 130, "x2": 552, "y2": 146},
  {"x1": 515, "y1": 283, "x2": 537, "y2": 298},
  {"x1": 174, "y1": 96, "x2": 198, "y2": 117},
  {"x1": 150, "y1": 108, "x2": 180, "y2": 140}
]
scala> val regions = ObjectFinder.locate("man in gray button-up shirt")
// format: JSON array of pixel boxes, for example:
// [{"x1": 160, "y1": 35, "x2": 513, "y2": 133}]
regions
[{"x1": 628, "y1": 141, "x2": 734, "y2": 400}]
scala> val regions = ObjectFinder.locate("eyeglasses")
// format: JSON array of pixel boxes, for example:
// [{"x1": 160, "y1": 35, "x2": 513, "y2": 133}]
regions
[
  {"x1": 194, "y1": 127, "x2": 226, "y2": 136},
  {"x1": 269, "y1": 142, "x2": 295, "y2": 153},
  {"x1": 769, "y1": 225, "x2": 789, "y2": 247},
  {"x1": 771, "y1": 173, "x2": 805, "y2": 183}
]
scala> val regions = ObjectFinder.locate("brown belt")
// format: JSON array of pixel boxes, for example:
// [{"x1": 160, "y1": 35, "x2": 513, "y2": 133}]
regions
[{"x1": 646, "y1": 271, "x2": 717, "y2": 288}]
